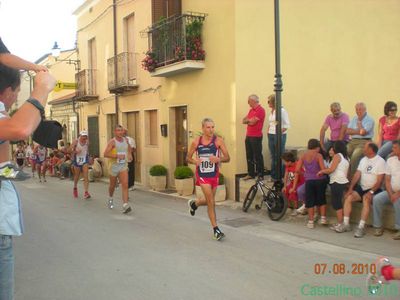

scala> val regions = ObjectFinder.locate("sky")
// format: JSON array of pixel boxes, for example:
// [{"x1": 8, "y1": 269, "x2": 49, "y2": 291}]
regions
[{"x1": 0, "y1": 0, "x2": 85, "y2": 62}]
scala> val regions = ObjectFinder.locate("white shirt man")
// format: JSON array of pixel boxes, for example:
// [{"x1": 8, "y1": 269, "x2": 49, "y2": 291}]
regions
[
  {"x1": 372, "y1": 141, "x2": 400, "y2": 239},
  {"x1": 336, "y1": 142, "x2": 385, "y2": 238}
]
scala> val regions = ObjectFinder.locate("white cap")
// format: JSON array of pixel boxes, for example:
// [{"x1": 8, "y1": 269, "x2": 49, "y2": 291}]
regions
[{"x1": 79, "y1": 130, "x2": 88, "y2": 136}]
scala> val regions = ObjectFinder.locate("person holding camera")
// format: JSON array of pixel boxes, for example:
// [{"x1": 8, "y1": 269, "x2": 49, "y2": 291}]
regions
[{"x1": 0, "y1": 59, "x2": 55, "y2": 300}]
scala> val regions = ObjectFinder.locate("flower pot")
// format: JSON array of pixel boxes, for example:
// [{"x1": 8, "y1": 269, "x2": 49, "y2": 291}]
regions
[
  {"x1": 195, "y1": 184, "x2": 226, "y2": 202},
  {"x1": 175, "y1": 177, "x2": 194, "y2": 196},
  {"x1": 149, "y1": 175, "x2": 166, "y2": 191}
]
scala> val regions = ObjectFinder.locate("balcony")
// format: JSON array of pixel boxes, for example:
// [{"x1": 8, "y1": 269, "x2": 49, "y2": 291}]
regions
[
  {"x1": 107, "y1": 52, "x2": 139, "y2": 94},
  {"x1": 143, "y1": 12, "x2": 207, "y2": 77},
  {"x1": 75, "y1": 69, "x2": 98, "y2": 101}
]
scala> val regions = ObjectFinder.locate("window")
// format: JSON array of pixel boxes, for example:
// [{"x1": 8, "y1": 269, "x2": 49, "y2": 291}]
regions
[
  {"x1": 107, "y1": 114, "x2": 117, "y2": 141},
  {"x1": 145, "y1": 110, "x2": 158, "y2": 146}
]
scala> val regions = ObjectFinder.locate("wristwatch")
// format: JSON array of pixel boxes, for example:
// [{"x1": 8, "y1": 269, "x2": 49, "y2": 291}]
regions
[
  {"x1": 369, "y1": 190, "x2": 374, "y2": 195},
  {"x1": 26, "y1": 98, "x2": 45, "y2": 119}
]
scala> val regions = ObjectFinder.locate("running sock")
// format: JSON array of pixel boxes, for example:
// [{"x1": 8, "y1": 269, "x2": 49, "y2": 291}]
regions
[
  {"x1": 359, "y1": 220, "x2": 366, "y2": 229},
  {"x1": 343, "y1": 216, "x2": 350, "y2": 226}
]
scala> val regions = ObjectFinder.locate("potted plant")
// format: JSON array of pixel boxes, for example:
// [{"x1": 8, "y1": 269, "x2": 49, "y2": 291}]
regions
[
  {"x1": 196, "y1": 173, "x2": 226, "y2": 202},
  {"x1": 149, "y1": 165, "x2": 167, "y2": 191},
  {"x1": 174, "y1": 166, "x2": 194, "y2": 196}
]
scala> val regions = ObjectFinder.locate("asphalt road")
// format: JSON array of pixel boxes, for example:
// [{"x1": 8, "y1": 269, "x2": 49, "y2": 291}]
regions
[{"x1": 12, "y1": 177, "x2": 400, "y2": 300}]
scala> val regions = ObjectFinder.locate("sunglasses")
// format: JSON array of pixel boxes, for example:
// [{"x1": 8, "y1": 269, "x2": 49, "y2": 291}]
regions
[{"x1": 389, "y1": 108, "x2": 397, "y2": 112}]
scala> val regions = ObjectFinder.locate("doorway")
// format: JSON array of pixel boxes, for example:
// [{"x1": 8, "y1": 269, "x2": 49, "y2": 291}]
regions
[
  {"x1": 87, "y1": 116, "x2": 100, "y2": 157},
  {"x1": 175, "y1": 106, "x2": 188, "y2": 166},
  {"x1": 126, "y1": 111, "x2": 141, "y2": 183}
]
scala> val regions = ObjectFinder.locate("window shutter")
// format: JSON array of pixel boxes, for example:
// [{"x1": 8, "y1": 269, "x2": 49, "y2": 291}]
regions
[
  {"x1": 168, "y1": 0, "x2": 181, "y2": 17},
  {"x1": 152, "y1": 0, "x2": 166, "y2": 23}
]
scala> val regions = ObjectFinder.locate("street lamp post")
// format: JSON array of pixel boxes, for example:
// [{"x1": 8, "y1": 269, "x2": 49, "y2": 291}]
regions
[
  {"x1": 273, "y1": 0, "x2": 283, "y2": 189},
  {"x1": 52, "y1": 42, "x2": 81, "y2": 138}
]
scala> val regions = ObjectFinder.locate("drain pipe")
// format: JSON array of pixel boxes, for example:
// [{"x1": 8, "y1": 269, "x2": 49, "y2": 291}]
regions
[{"x1": 113, "y1": 0, "x2": 119, "y2": 125}]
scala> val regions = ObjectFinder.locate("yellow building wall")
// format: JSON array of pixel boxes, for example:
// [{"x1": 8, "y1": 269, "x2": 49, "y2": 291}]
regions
[
  {"x1": 235, "y1": 0, "x2": 400, "y2": 176},
  {"x1": 157, "y1": 0, "x2": 236, "y2": 192},
  {"x1": 73, "y1": 0, "x2": 400, "y2": 199}
]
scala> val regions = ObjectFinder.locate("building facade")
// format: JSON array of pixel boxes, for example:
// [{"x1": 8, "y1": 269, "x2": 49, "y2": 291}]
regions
[{"x1": 71, "y1": 0, "x2": 400, "y2": 198}]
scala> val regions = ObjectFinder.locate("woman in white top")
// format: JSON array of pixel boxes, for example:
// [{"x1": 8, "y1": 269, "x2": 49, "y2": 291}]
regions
[
  {"x1": 267, "y1": 94, "x2": 290, "y2": 181},
  {"x1": 318, "y1": 141, "x2": 349, "y2": 231}
]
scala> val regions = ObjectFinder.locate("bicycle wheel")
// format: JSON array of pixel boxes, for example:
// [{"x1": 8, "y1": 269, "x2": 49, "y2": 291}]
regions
[
  {"x1": 242, "y1": 185, "x2": 258, "y2": 212},
  {"x1": 266, "y1": 189, "x2": 288, "y2": 221}
]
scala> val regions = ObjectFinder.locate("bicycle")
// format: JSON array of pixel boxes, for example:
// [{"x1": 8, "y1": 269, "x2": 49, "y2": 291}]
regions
[{"x1": 242, "y1": 177, "x2": 288, "y2": 221}]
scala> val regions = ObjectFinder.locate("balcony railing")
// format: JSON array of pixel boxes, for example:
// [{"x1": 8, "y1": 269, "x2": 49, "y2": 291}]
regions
[
  {"x1": 107, "y1": 52, "x2": 138, "y2": 94},
  {"x1": 75, "y1": 69, "x2": 98, "y2": 101},
  {"x1": 143, "y1": 12, "x2": 207, "y2": 77}
]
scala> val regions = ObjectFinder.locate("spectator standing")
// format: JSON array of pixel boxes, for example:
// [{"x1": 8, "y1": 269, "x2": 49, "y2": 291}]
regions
[
  {"x1": 295, "y1": 139, "x2": 328, "y2": 229},
  {"x1": 346, "y1": 102, "x2": 374, "y2": 176},
  {"x1": 267, "y1": 94, "x2": 290, "y2": 182},
  {"x1": 319, "y1": 102, "x2": 349, "y2": 152},
  {"x1": 376, "y1": 101, "x2": 400, "y2": 159},
  {"x1": 242, "y1": 94, "x2": 265, "y2": 180}
]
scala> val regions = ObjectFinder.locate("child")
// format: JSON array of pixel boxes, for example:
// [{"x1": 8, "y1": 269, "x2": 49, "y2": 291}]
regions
[
  {"x1": 295, "y1": 139, "x2": 328, "y2": 228},
  {"x1": 281, "y1": 151, "x2": 305, "y2": 216},
  {"x1": 317, "y1": 141, "x2": 349, "y2": 231}
]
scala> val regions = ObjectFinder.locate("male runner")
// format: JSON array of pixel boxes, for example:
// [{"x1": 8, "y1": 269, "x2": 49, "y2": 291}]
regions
[
  {"x1": 70, "y1": 130, "x2": 91, "y2": 199},
  {"x1": 14, "y1": 144, "x2": 25, "y2": 169},
  {"x1": 104, "y1": 125, "x2": 132, "y2": 213},
  {"x1": 187, "y1": 118, "x2": 230, "y2": 240},
  {"x1": 34, "y1": 144, "x2": 47, "y2": 182},
  {"x1": 28, "y1": 143, "x2": 37, "y2": 177}
]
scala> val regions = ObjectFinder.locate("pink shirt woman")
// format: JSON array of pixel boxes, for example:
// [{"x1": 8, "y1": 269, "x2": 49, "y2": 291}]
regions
[{"x1": 377, "y1": 101, "x2": 400, "y2": 159}]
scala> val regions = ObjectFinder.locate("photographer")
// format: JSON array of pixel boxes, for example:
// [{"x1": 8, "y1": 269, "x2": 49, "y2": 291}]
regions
[{"x1": 0, "y1": 63, "x2": 55, "y2": 300}]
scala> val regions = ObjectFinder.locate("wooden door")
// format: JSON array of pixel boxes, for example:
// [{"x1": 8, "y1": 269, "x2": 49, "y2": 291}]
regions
[
  {"x1": 127, "y1": 112, "x2": 141, "y2": 182},
  {"x1": 175, "y1": 106, "x2": 187, "y2": 166}
]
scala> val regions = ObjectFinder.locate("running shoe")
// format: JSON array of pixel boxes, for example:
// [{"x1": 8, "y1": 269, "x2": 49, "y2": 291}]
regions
[
  {"x1": 354, "y1": 227, "x2": 366, "y2": 238},
  {"x1": 213, "y1": 229, "x2": 225, "y2": 241},
  {"x1": 188, "y1": 199, "x2": 197, "y2": 216},
  {"x1": 335, "y1": 223, "x2": 352, "y2": 233},
  {"x1": 108, "y1": 198, "x2": 114, "y2": 209},
  {"x1": 84, "y1": 191, "x2": 91, "y2": 199},
  {"x1": 73, "y1": 187, "x2": 78, "y2": 198},
  {"x1": 122, "y1": 203, "x2": 132, "y2": 214}
]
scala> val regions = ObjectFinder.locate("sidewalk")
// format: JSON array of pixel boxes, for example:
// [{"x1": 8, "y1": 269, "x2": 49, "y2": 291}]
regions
[{"x1": 96, "y1": 176, "x2": 400, "y2": 263}]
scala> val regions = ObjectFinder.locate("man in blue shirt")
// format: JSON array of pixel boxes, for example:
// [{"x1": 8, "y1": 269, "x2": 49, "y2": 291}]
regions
[{"x1": 346, "y1": 102, "x2": 375, "y2": 176}]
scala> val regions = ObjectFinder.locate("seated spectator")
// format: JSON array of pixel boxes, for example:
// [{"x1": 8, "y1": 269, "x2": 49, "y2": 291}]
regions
[
  {"x1": 91, "y1": 156, "x2": 103, "y2": 179},
  {"x1": 373, "y1": 140, "x2": 400, "y2": 239},
  {"x1": 319, "y1": 102, "x2": 349, "y2": 152},
  {"x1": 318, "y1": 141, "x2": 349, "y2": 231},
  {"x1": 377, "y1": 101, "x2": 400, "y2": 159},
  {"x1": 346, "y1": 102, "x2": 374, "y2": 176},
  {"x1": 281, "y1": 151, "x2": 305, "y2": 216},
  {"x1": 337, "y1": 142, "x2": 385, "y2": 238},
  {"x1": 60, "y1": 154, "x2": 73, "y2": 179}
]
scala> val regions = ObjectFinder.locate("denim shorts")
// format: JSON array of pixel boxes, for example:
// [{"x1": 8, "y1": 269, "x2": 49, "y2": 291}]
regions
[{"x1": 0, "y1": 235, "x2": 14, "y2": 300}]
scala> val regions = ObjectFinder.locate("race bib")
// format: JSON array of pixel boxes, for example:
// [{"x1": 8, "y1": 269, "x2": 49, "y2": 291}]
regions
[
  {"x1": 117, "y1": 152, "x2": 126, "y2": 164},
  {"x1": 199, "y1": 157, "x2": 215, "y2": 173},
  {"x1": 76, "y1": 155, "x2": 86, "y2": 166}
]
